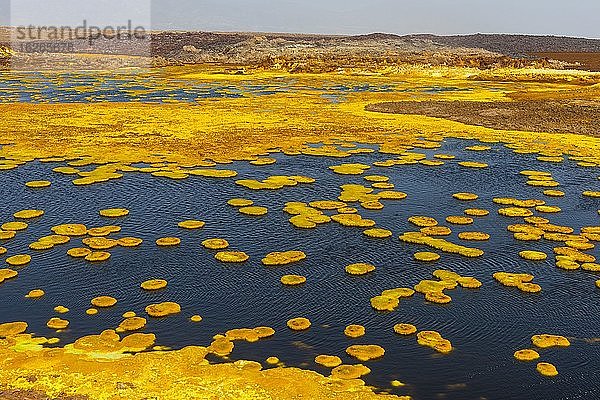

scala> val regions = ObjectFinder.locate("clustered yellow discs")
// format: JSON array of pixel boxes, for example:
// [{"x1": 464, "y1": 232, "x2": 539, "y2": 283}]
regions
[
  {"x1": 262, "y1": 250, "x2": 306, "y2": 266},
  {"x1": 345, "y1": 263, "x2": 376, "y2": 276},
  {"x1": 141, "y1": 279, "x2": 168, "y2": 290},
  {"x1": 417, "y1": 330, "x2": 452, "y2": 353},
  {"x1": 493, "y1": 272, "x2": 541, "y2": 293},
  {"x1": 370, "y1": 287, "x2": 414, "y2": 311},
  {"x1": 413, "y1": 269, "x2": 482, "y2": 304},
  {"x1": 286, "y1": 317, "x2": 311, "y2": 331},
  {"x1": 399, "y1": 231, "x2": 484, "y2": 257}
]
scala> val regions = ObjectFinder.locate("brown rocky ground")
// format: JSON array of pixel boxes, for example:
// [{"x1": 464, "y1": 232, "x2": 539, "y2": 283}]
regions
[
  {"x1": 530, "y1": 52, "x2": 600, "y2": 71},
  {"x1": 365, "y1": 100, "x2": 600, "y2": 137}
]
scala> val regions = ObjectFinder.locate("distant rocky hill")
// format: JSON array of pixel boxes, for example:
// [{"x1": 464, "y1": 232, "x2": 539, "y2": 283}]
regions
[
  {"x1": 149, "y1": 31, "x2": 563, "y2": 71},
  {"x1": 404, "y1": 33, "x2": 600, "y2": 57},
  {"x1": 2, "y1": 28, "x2": 600, "y2": 71}
]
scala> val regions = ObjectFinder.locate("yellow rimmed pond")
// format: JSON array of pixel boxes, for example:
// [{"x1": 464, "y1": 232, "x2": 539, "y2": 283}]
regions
[{"x1": 0, "y1": 66, "x2": 600, "y2": 400}]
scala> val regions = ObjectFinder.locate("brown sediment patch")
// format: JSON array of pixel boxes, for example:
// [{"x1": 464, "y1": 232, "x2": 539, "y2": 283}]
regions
[
  {"x1": 365, "y1": 100, "x2": 600, "y2": 137},
  {"x1": 530, "y1": 52, "x2": 600, "y2": 71}
]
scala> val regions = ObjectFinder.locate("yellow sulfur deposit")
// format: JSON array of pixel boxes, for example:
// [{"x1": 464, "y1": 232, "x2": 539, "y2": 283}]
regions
[
  {"x1": 537, "y1": 362, "x2": 559, "y2": 377},
  {"x1": 178, "y1": 220, "x2": 206, "y2": 229},
  {"x1": 6, "y1": 254, "x2": 31, "y2": 266},
  {"x1": 99, "y1": 208, "x2": 130, "y2": 217},
  {"x1": 262, "y1": 250, "x2": 306, "y2": 266},
  {"x1": 156, "y1": 237, "x2": 181, "y2": 246},
  {"x1": 25, "y1": 289, "x2": 45, "y2": 298},
  {"x1": 346, "y1": 344, "x2": 385, "y2": 361},
  {"x1": 417, "y1": 331, "x2": 452, "y2": 353},
  {"x1": 215, "y1": 251, "x2": 249, "y2": 262},
  {"x1": 145, "y1": 302, "x2": 181, "y2": 317},
  {"x1": 393, "y1": 323, "x2": 417, "y2": 335},
  {"x1": 85, "y1": 251, "x2": 111, "y2": 262},
  {"x1": 514, "y1": 349, "x2": 540, "y2": 361},
  {"x1": 414, "y1": 251, "x2": 440, "y2": 261},
  {"x1": 287, "y1": 317, "x2": 311, "y2": 331},
  {"x1": 363, "y1": 228, "x2": 393, "y2": 238},
  {"x1": 25, "y1": 180, "x2": 51, "y2": 188},
  {"x1": 13, "y1": 209, "x2": 44, "y2": 219},
  {"x1": 344, "y1": 325, "x2": 366, "y2": 338},
  {"x1": 345, "y1": 263, "x2": 376, "y2": 276},
  {"x1": 280, "y1": 275, "x2": 307, "y2": 285},
  {"x1": 47, "y1": 317, "x2": 69, "y2": 330},
  {"x1": 370, "y1": 295, "x2": 399, "y2": 311},
  {"x1": 239, "y1": 206, "x2": 268, "y2": 216},
  {"x1": 91, "y1": 296, "x2": 117, "y2": 308},
  {"x1": 141, "y1": 279, "x2": 168, "y2": 290},
  {"x1": 531, "y1": 334, "x2": 570, "y2": 348},
  {"x1": 315, "y1": 355, "x2": 343, "y2": 368},
  {"x1": 202, "y1": 238, "x2": 229, "y2": 249}
]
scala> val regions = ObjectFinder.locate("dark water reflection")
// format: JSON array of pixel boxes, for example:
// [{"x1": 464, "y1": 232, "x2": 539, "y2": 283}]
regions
[{"x1": 1, "y1": 138, "x2": 599, "y2": 399}]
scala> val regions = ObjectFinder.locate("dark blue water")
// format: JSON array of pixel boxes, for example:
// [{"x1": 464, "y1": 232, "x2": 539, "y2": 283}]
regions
[
  {"x1": 0, "y1": 71, "x2": 492, "y2": 104},
  {"x1": 1, "y1": 138, "x2": 600, "y2": 400}
]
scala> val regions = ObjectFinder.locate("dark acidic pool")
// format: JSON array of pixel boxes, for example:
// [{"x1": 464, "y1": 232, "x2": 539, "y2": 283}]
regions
[{"x1": 1, "y1": 138, "x2": 599, "y2": 399}]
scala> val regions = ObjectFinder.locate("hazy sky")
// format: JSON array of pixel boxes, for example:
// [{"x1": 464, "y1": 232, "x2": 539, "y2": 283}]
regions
[{"x1": 3, "y1": 0, "x2": 600, "y2": 38}]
